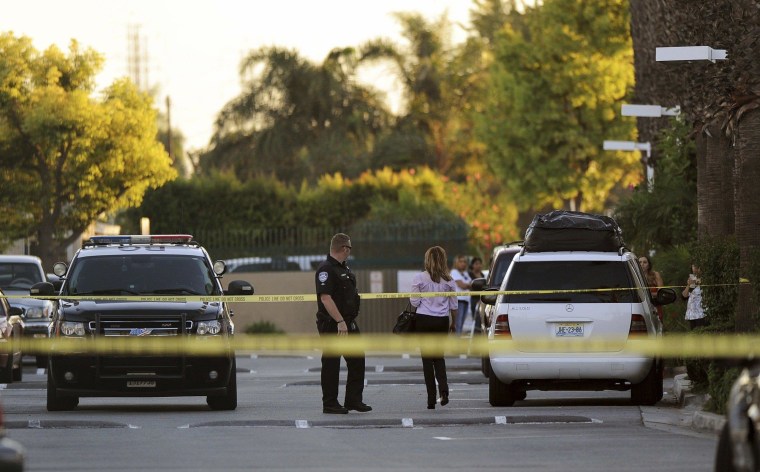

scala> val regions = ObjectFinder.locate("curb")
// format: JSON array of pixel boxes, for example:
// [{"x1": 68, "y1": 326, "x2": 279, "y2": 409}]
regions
[{"x1": 673, "y1": 373, "x2": 725, "y2": 433}]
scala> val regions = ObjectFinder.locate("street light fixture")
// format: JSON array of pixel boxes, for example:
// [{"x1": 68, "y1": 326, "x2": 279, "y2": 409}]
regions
[
  {"x1": 622, "y1": 104, "x2": 681, "y2": 117},
  {"x1": 603, "y1": 140, "x2": 654, "y2": 190},
  {"x1": 655, "y1": 46, "x2": 728, "y2": 63}
]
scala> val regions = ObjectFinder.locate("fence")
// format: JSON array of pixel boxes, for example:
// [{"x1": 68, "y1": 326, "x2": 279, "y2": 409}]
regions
[{"x1": 193, "y1": 221, "x2": 469, "y2": 270}]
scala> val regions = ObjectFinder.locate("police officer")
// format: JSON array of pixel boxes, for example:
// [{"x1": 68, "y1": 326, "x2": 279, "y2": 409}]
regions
[{"x1": 315, "y1": 233, "x2": 371, "y2": 414}]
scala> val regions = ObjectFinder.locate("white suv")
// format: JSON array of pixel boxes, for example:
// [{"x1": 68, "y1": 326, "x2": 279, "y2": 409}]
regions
[{"x1": 485, "y1": 249, "x2": 676, "y2": 406}]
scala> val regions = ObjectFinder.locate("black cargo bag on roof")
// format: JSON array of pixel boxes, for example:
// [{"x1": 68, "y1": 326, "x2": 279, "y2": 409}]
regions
[{"x1": 523, "y1": 210, "x2": 625, "y2": 252}]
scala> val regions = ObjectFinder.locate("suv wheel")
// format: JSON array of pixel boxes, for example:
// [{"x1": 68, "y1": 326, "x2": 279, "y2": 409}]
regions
[
  {"x1": 46, "y1": 364, "x2": 78, "y2": 411},
  {"x1": 207, "y1": 358, "x2": 237, "y2": 411},
  {"x1": 481, "y1": 356, "x2": 491, "y2": 378},
  {"x1": 489, "y1": 368, "x2": 516, "y2": 407},
  {"x1": 630, "y1": 360, "x2": 662, "y2": 406}
]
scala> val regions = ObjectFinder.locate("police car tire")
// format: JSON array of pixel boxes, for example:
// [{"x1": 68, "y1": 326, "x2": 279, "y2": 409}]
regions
[
  {"x1": 12, "y1": 358, "x2": 21, "y2": 382},
  {"x1": 46, "y1": 362, "x2": 78, "y2": 411},
  {"x1": 0, "y1": 352, "x2": 13, "y2": 384},
  {"x1": 207, "y1": 358, "x2": 237, "y2": 411}
]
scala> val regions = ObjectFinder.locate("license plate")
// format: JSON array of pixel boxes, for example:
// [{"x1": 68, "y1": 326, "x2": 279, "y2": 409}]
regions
[
  {"x1": 33, "y1": 333, "x2": 47, "y2": 338},
  {"x1": 555, "y1": 323, "x2": 584, "y2": 337},
  {"x1": 127, "y1": 380, "x2": 156, "y2": 388}
]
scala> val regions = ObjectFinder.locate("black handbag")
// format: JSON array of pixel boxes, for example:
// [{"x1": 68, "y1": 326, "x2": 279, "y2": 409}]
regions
[{"x1": 393, "y1": 303, "x2": 417, "y2": 334}]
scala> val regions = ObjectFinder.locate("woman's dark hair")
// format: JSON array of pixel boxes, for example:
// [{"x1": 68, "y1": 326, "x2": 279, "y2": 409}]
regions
[{"x1": 469, "y1": 257, "x2": 483, "y2": 270}]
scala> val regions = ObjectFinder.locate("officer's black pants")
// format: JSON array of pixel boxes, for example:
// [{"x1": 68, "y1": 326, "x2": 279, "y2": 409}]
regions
[
  {"x1": 414, "y1": 313, "x2": 449, "y2": 404},
  {"x1": 320, "y1": 322, "x2": 365, "y2": 407}
]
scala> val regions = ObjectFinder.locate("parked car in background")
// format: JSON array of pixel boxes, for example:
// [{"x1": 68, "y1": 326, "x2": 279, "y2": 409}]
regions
[
  {"x1": 225, "y1": 255, "x2": 337, "y2": 272},
  {"x1": 0, "y1": 255, "x2": 54, "y2": 367},
  {"x1": 0, "y1": 399, "x2": 24, "y2": 471},
  {"x1": 0, "y1": 288, "x2": 24, "y2": 384},
  {"x1": 471, "y1": 243, "x2": 521, "y2": 377}
]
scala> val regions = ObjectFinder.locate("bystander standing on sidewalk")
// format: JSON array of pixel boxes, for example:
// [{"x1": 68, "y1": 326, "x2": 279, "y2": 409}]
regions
[{"x1": 451, "y1": 255, "x2": 472, "y2": 335}]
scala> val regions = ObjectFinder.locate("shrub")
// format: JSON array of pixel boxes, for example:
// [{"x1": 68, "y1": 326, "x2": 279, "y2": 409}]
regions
[{"x1": 244, "y1": 321, "x2": 285, "y2": 335}]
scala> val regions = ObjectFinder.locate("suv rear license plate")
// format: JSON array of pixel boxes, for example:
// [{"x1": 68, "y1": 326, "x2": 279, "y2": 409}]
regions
[
  {"x1": 127, "y1": 380, "x2": 156, "y2": 388},
  {"x1": 555, "y1": 323, "x2": 584, "y2": 337}
]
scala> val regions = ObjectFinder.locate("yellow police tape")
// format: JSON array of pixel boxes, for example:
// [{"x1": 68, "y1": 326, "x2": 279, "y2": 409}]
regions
[
  {"x1": 0, "y1": 281, "x2": 750, "y2": 303},
  {"x1": 5, "y1": 333, "x2": 760, "y2": 358}
]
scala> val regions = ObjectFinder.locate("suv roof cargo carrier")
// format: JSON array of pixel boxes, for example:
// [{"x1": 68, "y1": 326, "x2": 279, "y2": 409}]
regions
[{"x1": 523, "y1": 210, "x2": 626, "y2": 253}]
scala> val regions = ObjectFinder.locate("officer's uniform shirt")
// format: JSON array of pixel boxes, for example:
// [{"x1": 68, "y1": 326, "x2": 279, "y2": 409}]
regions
[{"x1": 315, "y1": 254, "x2": 360, "y2": 332}]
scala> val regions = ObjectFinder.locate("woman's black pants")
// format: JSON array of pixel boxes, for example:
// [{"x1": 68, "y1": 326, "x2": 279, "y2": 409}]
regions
[{"x1": 414, "y1": 313, "x2": 449, "y2": 403}]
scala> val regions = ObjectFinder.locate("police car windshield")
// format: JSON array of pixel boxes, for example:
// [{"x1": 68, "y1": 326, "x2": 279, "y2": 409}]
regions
[{"x1": 66, "y1": 255, "x2": 216, "y2": 296}]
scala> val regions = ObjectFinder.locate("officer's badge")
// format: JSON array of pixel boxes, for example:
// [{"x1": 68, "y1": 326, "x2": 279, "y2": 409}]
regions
[{"x1": 318, "y1": 271, "x2": 328, "y2": 283}]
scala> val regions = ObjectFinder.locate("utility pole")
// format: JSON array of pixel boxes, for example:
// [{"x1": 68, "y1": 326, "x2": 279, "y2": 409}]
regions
[
  {"x1": 166, "y1": 95, "x2": 172, "y2": 162},
  {"x1": 127, "y1": 24, "x2": 148, "y2": 91}
]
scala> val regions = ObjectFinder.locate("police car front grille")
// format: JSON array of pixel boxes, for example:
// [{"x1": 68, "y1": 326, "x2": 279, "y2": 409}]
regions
[{"x1": 89, "y1": 318, "x2": 192, "y2": 336}]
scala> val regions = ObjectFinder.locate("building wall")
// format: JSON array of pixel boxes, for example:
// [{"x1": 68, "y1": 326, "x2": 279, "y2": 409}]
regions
[{"x1": 227, "y1": 269, "x2": 411, "y2": 334}]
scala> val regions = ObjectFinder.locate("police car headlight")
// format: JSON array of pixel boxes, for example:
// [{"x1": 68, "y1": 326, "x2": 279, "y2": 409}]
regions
[
  {"x1": 197, "y1": 320, "x2": 221, "y2": 335},
  {"x1": 60, "y1": 322, "x2": 85, "y2": 337}
]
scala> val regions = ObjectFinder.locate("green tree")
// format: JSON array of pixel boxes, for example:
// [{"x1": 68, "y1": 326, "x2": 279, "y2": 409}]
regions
[
  {"x1": 614, "y1": 117, "x2": 697, "y2": 252},
  {"x1": 200, "y1": 47, "x2": 390, "y2": 185},
  {"x1": 476, "y1": 0, "x2": 638, "y2": 213},
  {"x1": 361, "y1": 12, "x2": 482, "y2": 178},
  {"x1": 0, "y1": 33, "x2": 176, "y2": 268}
]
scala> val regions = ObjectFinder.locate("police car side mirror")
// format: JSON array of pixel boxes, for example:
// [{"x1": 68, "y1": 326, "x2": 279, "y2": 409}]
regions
[{"x1": 226, "y1": 280, "x2": 254, "y2": 296}]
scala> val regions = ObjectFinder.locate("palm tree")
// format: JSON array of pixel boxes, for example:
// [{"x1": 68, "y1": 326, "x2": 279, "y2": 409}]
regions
[
  {"x1": 200, "y1": 46, "x2": 390, "y2": 185},
  {"x1": 359, "y1": 12, "x2": 482, "y2": 177}
]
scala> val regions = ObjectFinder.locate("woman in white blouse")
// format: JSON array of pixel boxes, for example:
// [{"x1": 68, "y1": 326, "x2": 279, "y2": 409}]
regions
[
  {"x1": 682, "y1": 264, "x2": 707, "y2": 329},
  {"x1": 410, "y1": 246, "x2": 459, "y2": 409}
]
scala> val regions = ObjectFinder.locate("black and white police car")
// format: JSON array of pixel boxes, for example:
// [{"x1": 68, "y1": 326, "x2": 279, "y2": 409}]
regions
[{"x1": 31, "y1": 235, "x2": 252, "y2": 411}]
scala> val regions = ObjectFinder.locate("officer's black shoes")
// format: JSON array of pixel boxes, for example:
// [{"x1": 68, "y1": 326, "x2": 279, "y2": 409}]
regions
[
  {"x1": 440, "y1": 393, "x2": 449, "y2": 406},
  {"x1": 323, "y1": 404, "x2": 349, "y2": 414},
  {"x1": 345, "y1": 402, "x2": 372, "y2": 412}
]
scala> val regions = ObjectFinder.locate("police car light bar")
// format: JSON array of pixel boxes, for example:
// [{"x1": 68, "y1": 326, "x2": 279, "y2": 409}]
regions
[{"x1": 87, "y1": 235, "x2": 194, "y2": 245}]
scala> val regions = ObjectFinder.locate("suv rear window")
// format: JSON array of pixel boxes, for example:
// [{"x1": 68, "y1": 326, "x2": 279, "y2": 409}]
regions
[
  {"x1": 67, "y1": 255, "x2": 216, "y2": 295},
  {"x1": 505, "y1": 260, "x2": 639, "y2": 304}
]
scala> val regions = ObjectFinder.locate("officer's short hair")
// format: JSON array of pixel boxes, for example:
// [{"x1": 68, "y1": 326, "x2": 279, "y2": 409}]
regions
[{"x1": 330, "y1": 233, "x2": 351, "y2": 253}]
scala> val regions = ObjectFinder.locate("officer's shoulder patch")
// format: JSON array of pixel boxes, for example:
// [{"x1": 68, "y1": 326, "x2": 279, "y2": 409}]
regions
[{"x1": 318, "y1": 271, "x2": 329, "y2": 283}]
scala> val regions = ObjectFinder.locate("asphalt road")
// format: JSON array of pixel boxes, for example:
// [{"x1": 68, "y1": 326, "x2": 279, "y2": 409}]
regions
[{"x1": 2, "y1": 354, "x2": 718, "y2": 471}]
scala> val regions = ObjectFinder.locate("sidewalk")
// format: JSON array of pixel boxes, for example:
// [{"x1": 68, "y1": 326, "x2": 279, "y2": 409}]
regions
[{"x1": 670, "y1": 368, "x2": 725, "y2": 434}]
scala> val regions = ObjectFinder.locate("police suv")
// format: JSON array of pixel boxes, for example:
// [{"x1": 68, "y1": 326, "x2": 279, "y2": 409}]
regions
[{"x1": 31, "y1": 235, "x2": 252, "y2": 411}]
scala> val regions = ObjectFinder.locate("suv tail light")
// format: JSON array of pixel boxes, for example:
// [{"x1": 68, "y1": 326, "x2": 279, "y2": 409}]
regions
[
  {"x1": 628, "y1": 314, "x2": 648, "y2": 337},
  {"x1": 494, "y1": 314, "x2": 511, "y2": 338}
]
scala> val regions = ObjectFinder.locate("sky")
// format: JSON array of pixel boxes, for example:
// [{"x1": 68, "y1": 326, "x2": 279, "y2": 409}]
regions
[{"x1": 3, "y1": 0, "x2": 474, "y2": 151}]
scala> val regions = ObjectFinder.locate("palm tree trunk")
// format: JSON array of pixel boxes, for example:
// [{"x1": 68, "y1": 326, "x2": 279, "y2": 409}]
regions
[
  {"x1": 697, "y1": 125, "x2": 733, "y2": 239},
  {"x1": 734, "y1": 109, "x2": 760, "y2": 331}
]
